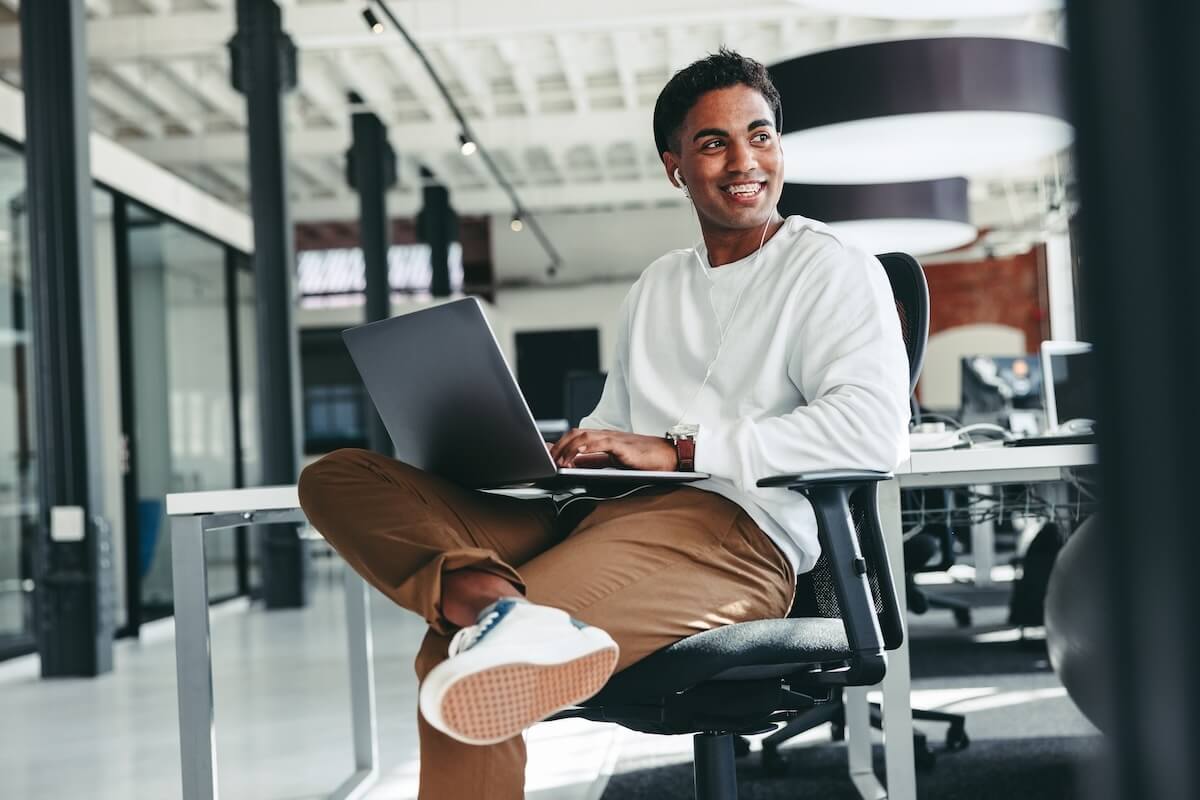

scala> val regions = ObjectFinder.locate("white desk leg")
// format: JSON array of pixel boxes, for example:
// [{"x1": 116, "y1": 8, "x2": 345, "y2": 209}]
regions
[
  {"x1": 970, "y1": 484, "x2": 995, "y2": 587},
  {"x1": 846, "y1": 687, "x2": 886, "y2": 800},
  {"x1": 878, "y1": 478, "x2": 916, "y2": 800},
  {"x1": 171, "y1": 515, "x2": 218, "y2": 800},
  {"x1": 328, "y1": 569, "x2": 379, "y2": 800}
]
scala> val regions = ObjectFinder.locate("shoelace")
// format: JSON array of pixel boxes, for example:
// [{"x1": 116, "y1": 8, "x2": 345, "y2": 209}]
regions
[{"x1": 447, "y1": 608, "x2": 501, "y2": 657}]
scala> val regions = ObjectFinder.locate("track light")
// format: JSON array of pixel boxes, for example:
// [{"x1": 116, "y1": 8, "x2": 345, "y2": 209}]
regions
[
  {"x1": 362, "y1": 7, "x2": 384, "y2": 34},
  {"x1": 459, "y1": 133, "x2": 477, "y2": 156},
  {"x1": 510, "y1": 215, "x2": 524, "y2": 233}
]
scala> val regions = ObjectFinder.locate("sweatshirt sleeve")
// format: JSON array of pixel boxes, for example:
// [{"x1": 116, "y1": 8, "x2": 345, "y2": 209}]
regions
[
  {"x1": 694, "y1": 246, "x2": 911, "y2": 490},
  {"x1": 578, "y1": 283, "x2": 637, "y2": 432}
]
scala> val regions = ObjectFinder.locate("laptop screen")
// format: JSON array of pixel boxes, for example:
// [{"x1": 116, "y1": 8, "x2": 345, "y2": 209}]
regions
[{"x1": 1044, "y1": 345, "x2": 1095, "y2": 428}]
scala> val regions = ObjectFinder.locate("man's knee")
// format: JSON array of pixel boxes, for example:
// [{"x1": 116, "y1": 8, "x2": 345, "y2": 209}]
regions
[{"x1": 297, "y1": 448, "x2": 376, "y2": 521}]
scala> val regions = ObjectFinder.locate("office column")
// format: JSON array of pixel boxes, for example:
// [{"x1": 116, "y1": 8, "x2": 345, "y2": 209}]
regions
[
  {"x1": 346, "y1": 96, "x2": 397, "y2": 454},
  {"x1": 416, "y1": 167, "x2": 458, "y2": 298},
  {"x1": 1066, "y1": 2, "x2": 1200, "y2": 798},
  {"x1": 19, "y1": 0, "x2": 114, "y2": 676},
  {"x1": 230, "y1": 0, "x2": 306, "y2": 608}
]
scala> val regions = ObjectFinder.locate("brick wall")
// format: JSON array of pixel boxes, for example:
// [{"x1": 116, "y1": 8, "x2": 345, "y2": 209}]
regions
[{"x1": 923, "y1": 245, "x2": 1052, "y2": 353}]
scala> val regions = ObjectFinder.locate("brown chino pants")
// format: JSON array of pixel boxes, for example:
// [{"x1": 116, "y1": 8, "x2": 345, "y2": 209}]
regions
[{"x1": 297, "y1": 448, "x2": 795, "y2": 800}]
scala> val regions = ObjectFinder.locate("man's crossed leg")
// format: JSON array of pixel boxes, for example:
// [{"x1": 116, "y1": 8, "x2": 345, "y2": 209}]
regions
[{"x1": 298, "y1": 448, "x2": 793, "y2": 800}]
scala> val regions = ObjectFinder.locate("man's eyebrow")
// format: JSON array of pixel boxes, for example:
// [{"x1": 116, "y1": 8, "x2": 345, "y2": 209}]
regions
[{"x1": 692, "y1": 119, "x2": 775, "y2": 142}]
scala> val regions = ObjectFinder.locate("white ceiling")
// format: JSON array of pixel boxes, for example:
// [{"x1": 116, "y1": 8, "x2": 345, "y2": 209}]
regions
[{"x1": 0, "y1": 0, "x2": 1070, "y2": 243}]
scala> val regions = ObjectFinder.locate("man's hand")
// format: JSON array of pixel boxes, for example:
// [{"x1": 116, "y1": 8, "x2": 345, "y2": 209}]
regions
[{"x1": 549, "y1": 428, "x2": 678, "y2": 471}]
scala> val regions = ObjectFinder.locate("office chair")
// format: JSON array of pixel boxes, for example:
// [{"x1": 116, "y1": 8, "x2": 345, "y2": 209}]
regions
[
  {"x1": 756, "y1": 255, "x2": 968, "y2": 774},
  {"x1": 904, "y1": 490, "x2": 973, "y2": 628},
  {"x1": 544, "y1": 253, "x2": 926, "y2": 798}
]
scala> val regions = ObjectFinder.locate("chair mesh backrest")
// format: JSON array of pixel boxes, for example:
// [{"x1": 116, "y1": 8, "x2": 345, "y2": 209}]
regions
[
  {"x1": 790, "y1": 254, "x2": 928, "y2": 629},
  {"x1": 790, "y1": 486, "x2": 884, "y2": 619}
]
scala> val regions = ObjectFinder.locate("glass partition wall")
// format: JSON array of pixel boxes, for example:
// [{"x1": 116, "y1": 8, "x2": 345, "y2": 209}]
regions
[
  {"x1": 0, "y1": 135, "x2": 261, "y2": 657},
  {"x1": 122, "y1": 200, "x2": 256, "y2": 623},
  {"x1": 0, "y1": 140, "x2": 36, "y2": 660}
]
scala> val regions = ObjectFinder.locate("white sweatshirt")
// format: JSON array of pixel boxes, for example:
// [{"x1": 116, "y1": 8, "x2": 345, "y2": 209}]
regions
[{"x1": 580, "y1": 215, "x2": 911, "y2": 575}]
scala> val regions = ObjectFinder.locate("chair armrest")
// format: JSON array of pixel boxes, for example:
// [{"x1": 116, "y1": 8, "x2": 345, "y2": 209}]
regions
[
  {"x1": 756, "y1": 469, "x2": 892, "y2": 490},
  {"x1": 756, "y1": 469, "x2": 904, "y2": 680}
]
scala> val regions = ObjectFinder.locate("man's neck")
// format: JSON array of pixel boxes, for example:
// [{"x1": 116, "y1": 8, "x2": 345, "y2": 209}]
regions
[{"x1": 701, "y1": 213, "x2": 786, "y2": 267}]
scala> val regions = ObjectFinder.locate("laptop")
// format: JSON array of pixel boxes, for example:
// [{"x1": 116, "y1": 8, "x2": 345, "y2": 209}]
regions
[
  {"x1": 1006, "y1": 340, "x2": 1096, "y2": 447},
  {"x1": 341, "y1": 298, "x2": 709, "y2": 489}
]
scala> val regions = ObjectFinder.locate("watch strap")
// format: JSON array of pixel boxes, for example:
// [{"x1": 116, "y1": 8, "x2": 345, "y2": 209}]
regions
[{"x1": 673, "y1": 436, "x2": 696, "y2": 472}]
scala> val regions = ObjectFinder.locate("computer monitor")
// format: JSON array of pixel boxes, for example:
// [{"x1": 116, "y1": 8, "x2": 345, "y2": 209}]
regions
[
  {"x1": 959, "y1": 354, "x2": 1042, "y2": 424},
  {"x1": 1040, "y1": 341, "x2": 1095, "y2": 430},
  {"x1": 563, "y1": 370, "x2": 608, "y2": 429}
]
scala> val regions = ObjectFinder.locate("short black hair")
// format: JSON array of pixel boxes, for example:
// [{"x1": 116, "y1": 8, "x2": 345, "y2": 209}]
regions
[{"x1": 652, "y1": 48, "x2": 783, "y2": 157}]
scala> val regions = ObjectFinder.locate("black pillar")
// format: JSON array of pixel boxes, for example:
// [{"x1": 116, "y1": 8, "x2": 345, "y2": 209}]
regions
[
  {"x1": 1066, "y1": 1, "x2": 1200, "y2": 798},
  {"x1": 19, "y1": 0, "x2": 114, "y2": 676},
  {"x1": 415, "y1": 167, "x2": 458, "y2": 298},
  {"x1": 346, "y1": 94, "x2": 397, "y2": 454},
  {"x1": 230, "y1": 0, "x2": 306, "y2": 609}
]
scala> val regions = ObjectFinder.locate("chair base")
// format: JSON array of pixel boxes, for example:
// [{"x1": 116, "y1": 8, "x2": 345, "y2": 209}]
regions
[
  {"x1": 907, "y1": 576, "x2": 973, "y2": 628},
  {"x1": 754, "y1": 689, "x2": 968, "y2": 774}
]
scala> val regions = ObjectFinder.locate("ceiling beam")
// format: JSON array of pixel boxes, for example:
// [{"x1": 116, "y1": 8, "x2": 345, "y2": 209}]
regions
[
  {"x1": 0, "y1": 1, "x2": 822, "y2": 64},
  {"x1": 611, "y1": 31, "x2": 639, "y2": 111},
  {"x1": 494, "y1": 38, "x2": 539, "y2": 116},
  {"x1": 107, "y1": 62, "x2": 204, "y2": 134},
  {"x1": 437, "y1": 44, "x2": 495, "y2": 119},
  {"x1": 160, "y1": 59, "x2": 246, "y2": 127},
  {"x1": 121, "y1": 107, "x2": 655, "y2": 165},
  {"x1": 90, "y1": 77, "x2": 166, "y2": 138},
  {"x1": 291, "y1": 175, "x2": 685, "y2": 220},
  {"x1": 377, "y1": 45, "x2": 451, "y2": 124},
  {"x1": 332, "y1": 50, "x2": 395, "y2": 119},
  {"x1": 552, "y1": 33, "x2": 589, "y2": 114}
]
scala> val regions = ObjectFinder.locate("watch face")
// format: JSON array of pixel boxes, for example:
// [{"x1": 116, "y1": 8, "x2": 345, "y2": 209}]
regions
[{"x1": 669, "y1": 423, "x2": 700, "y2": 438}]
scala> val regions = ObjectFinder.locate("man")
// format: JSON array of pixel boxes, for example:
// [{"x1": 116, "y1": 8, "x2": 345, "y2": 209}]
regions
[{"x1": 298, "y1": 49, "x2": 909, "y2": 799}]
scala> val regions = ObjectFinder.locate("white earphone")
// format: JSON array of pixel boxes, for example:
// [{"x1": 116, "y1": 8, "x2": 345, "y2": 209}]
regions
[{"x1": 674, "y1": 168, "x2": 689, "y2": 199}]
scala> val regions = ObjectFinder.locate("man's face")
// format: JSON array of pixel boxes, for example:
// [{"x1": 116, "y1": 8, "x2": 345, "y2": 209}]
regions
[{"x1": 667, "y1": 85, "x2": 784, "y2": 233}]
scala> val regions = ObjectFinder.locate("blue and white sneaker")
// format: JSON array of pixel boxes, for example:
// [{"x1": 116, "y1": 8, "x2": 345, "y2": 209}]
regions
[{"x1": 418, "y1": 598, "x2": 619, "y2": 745}]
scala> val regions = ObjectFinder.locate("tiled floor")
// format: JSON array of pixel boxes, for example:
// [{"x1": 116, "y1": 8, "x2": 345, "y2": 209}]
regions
[{"x1": 0, "y1": 561, "x2": 619, "y2": 800}]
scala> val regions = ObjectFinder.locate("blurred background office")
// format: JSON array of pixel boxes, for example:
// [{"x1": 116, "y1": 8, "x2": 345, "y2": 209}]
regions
[{"x1": 1, "y1": 0, "x2": 1196, "y2": 798}]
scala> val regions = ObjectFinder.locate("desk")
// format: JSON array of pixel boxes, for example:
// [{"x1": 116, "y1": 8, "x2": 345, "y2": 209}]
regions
[
  {"x1": 165, "y1": 485, "x2": 549, "y2": 800},
  {"x1": 167, "y1": 444, "x2": 1096, "y2": 800},
  {"x1": 852, "y1": 442, "x2": 1097, "y2": 800},
  {"x1": 165, "y1": 487, "x2": 375, "y2": 800}
]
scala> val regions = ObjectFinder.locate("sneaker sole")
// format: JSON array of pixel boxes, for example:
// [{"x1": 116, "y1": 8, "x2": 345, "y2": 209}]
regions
[{"x1": 436, "y1": 645, "x2": 619, "y2": 745}]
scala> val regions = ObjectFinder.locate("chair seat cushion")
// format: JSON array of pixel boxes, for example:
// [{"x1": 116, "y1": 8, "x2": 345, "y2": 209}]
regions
[{"x1": 587, "y1": 617, "x2": 850, "y2": 705}]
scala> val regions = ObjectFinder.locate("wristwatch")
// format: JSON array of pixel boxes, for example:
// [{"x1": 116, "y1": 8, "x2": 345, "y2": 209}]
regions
[{"x1": 666, "y1": 424, "x2": 699, "y2": 472}]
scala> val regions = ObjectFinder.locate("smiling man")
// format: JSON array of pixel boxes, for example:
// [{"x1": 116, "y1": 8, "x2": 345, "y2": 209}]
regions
[{"x1": 298, "y1": 49, "x2": 909, "y2": 800}]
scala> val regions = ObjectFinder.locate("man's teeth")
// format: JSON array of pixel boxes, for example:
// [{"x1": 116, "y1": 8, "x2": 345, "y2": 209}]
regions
[{"x1": 725, "y1": 183, "x2": 763, "y2": 195}]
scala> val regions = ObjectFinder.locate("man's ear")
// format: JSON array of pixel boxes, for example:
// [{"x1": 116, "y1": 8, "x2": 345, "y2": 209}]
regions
[{"x1": 662, "y1": 153, "x2": 682, "y2": 188}]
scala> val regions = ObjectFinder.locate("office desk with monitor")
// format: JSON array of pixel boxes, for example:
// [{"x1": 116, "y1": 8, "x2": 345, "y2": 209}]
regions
[{"x1": 165, "y1": 442, "x2": 1096, "y2": 800}]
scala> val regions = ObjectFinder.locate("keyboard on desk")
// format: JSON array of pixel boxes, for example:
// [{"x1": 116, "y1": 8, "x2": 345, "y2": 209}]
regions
[{"x1": 1005, "y1": 433, "x2": 1096, "y2": 447}]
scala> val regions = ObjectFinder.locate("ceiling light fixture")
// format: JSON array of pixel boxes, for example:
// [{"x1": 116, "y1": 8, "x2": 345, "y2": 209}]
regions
[
  {"x1": 369, "y1": 0, "x2": 561, "y2": 277},
  {"x1": 362, "y1": 7, "x2": 384, "y2": 35},
  {"x1": 770, "y1": 38, "x2": 1073, "y2": 184},
  {"x1": 779, "y1": 178, "x2": 977, "y2": 256},
  {"x1": 459, "y1": 133, "x2": 477, "y2": 156},
  {"x1": 786, "y1": 0, "x2": 1061, "y2": 18}
]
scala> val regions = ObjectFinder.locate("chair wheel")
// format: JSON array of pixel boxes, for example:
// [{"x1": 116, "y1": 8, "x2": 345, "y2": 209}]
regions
[
  {"x1": 953, "y1": 608, "x2": 972, "y2": 628},
  {"x1": 762, "y1": 746, "x2": 789, "y2": 776},
  {"x1": 733, "y1": 736, "x2": 752, "y2": 758},
  {"x1": 830, "y1": 722, "x2": 845, "y2": 741},
  {"x1": 945, "y1": 724, "x2": 970, "y2": 751}
]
